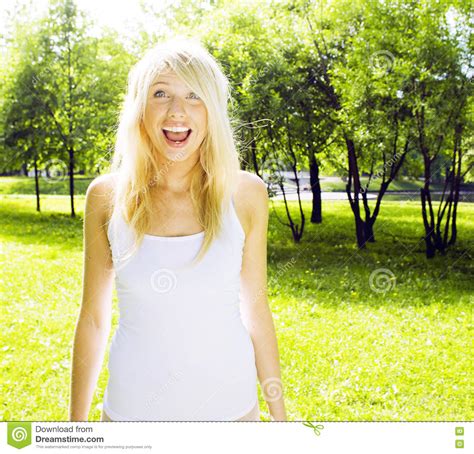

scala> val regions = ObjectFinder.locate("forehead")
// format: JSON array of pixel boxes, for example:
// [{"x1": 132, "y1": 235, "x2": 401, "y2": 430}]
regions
[{"x1": 152, "y1": 70, "x2": 188, "y2": 86}]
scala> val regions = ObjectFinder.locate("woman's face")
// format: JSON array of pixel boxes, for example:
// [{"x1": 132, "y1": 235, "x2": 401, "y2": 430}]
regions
[{"x1": 143, "y1": 70, "x2": 208, "y2": 162}]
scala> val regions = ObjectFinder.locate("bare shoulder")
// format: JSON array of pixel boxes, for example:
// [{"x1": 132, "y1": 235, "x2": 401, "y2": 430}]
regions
[
  {"x1": 85, "y1": 172, "x2": 118, "y2": 228},
  {"x1": 234, "y1": 170, "x2": 269, "y2": 237}
]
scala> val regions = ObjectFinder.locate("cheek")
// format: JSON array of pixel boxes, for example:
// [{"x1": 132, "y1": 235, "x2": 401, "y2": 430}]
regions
[
  {"x1": 145, "y1": 101, "x2": 164, "y2": 118},
  {"x1": 144, "y1": 106, "x2": 165, "y2": 131},
  {"x1": 197, "y1": 108, "x2": 207, "y2": 130}
]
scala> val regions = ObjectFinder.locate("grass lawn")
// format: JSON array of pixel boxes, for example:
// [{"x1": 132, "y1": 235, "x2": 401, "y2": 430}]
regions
[{"x1": 0, "y1": 190, "x2": 472, "y2": 422}]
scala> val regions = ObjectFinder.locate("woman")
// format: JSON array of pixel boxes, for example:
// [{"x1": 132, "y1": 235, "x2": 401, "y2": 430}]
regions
[{"x1": 68, "y1": 37, "x2": 287, "y2": 422}]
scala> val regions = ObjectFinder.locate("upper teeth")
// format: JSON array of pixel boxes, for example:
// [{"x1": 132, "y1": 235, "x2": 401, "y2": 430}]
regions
[{"x1": 163, "y1": 126, "x2": 190, "y2": 132}]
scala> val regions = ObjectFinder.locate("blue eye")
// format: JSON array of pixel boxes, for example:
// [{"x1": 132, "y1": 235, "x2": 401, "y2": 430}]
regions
[{"x1": 153, "y1": 90, "x2": 200, "y2": 100}]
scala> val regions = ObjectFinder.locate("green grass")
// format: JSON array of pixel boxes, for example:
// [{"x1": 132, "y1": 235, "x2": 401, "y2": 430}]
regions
[{"x1": 0, "y1": 192, "x2": 472, "y2": 422}]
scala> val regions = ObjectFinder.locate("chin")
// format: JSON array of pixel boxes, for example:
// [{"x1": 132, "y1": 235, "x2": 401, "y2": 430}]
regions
[{"x1": 164, "y1": 146, "x2": 199, "y2": 161}]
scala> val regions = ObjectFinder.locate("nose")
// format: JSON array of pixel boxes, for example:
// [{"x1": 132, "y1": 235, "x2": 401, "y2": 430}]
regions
[{"x1": 168, "y1": 96, "x2": 186, "y2": 119}]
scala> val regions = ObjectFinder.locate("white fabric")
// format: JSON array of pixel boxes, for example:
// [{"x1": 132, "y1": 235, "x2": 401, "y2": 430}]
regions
[{"x1": 103, "y1": 194, "x2": 258, "y2": 421}]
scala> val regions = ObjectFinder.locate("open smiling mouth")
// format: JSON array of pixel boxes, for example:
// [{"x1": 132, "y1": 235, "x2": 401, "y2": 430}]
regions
[{"x1": 162, "y1": 129, "x2": 193, "y2": 147}]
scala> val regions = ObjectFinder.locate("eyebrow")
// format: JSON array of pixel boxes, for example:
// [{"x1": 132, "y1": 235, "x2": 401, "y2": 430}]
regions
[{"x1": 150, "y1": 82, "x2": 198, "y2": 95}]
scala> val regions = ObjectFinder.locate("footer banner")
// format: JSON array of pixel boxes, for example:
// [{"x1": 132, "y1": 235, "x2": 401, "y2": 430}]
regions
[{"x1": 1, "y1": 421, "x2": 470, "y2": 453}]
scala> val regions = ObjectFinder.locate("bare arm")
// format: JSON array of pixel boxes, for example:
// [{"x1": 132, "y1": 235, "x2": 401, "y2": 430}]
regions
[
  {"x1": 68, "y1": 175, "x2": 115, "y2": 421},
  {"x1": 239, "y1": 173, "x2": 287, "y2": 421}
]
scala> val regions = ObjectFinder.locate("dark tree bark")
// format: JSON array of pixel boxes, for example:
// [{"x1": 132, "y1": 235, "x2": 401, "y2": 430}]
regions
[
  {"x1": 420, "y1": 157, "x2": 436, "y2": 258},
  {"x1": 33, "y1": 152, "x2": 40, "y2": 212},
  {"x1": 67, "y1": 24, "x2": 76, "y2": 218},
  {"x1": 448, "y1": 122, "x2": 467, "y2": 246},
  {"x1": 360, "y1": 122, "x2": 410, "y2": 243},
  {"x1": 265, "y1": 116, "x2": 306, "y2": 243},
  {"x1": 285, "y1": 115, "x2": 305, "y2": 242},
  {"x1": 68, "y1": 146, "x2": 75, "y2": 218},
  {"x1": 414, "y1": 80, "x2": 470, "y2": 258},
  {"x1": 309, "y1": 152, "x2": 322, "y2": 224},
  {"x1": 345, "y1": 136, "x2": 366, "y2": 248}
]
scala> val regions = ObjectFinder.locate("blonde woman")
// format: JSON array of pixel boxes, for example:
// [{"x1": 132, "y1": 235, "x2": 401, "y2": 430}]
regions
[{"x1": 68, "y1": 37, "x2": 287, "y2": 422}]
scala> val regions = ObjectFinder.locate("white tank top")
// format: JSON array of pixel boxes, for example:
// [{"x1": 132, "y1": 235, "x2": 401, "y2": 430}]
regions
[{"x1": 103, "y1": 193, "x2": 258, "y2": 421}]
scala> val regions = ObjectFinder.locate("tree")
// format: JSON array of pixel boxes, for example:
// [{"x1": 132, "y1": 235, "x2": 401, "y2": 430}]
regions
[
  {"x1": 1, "y1": 0, "x2": 134, "y2": 215},
  {"x1": 399, "y1": 0, "x2": 473, "y2": 257}
]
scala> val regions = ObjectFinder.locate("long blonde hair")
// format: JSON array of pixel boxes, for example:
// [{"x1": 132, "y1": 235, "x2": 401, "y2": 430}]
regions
[{"x1": 107, "y1": 37, "x2": 242, "y2": 267}]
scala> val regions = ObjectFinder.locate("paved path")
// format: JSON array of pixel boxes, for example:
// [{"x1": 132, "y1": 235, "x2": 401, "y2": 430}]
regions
[
  {"x1": 271, "y1": 189, "x2": 474, "y2": 201},
  {"x1": 272, "y1": 191, "x2": 376, "y2": 200}
]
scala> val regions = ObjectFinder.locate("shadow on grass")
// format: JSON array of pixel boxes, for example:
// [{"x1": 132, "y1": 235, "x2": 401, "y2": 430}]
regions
[
  {"x1": 0, "y1": 201, "x2": 83, "y2": 250},
  {"x1": 0, "y1": 175, "x2": 94, "y2": 196},
  {"x1": 267, "y1": 200, "x2": 474, "y2": 308}
]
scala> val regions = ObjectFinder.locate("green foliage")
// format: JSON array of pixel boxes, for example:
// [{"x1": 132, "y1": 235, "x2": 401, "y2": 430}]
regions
[
  {"x1": 0, "y1": 0, "x2": 134, "y2": 176},
  {"x1": 2, "y1": 0, "x2": 471, "y2": 187}
]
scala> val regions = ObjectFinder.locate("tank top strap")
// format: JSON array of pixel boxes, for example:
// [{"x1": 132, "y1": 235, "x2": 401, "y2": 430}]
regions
[
  {"x1": 107, "y1": 199, "x2": 136, "y2": 270},
  {"x1": 106, "y1": 195, "x2": 124, "y2": 246}
]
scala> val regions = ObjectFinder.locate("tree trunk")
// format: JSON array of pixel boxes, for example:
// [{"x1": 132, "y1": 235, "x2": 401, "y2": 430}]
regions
[
  {"x1": 33, "y1": 154, "x2": 40, "y2": 212},
  {"x1": 68, "y1": 147, "x2": 75, "y2": 217},
  {"x1": 449, "y1": 171, "x2": 460, "y2": 246},
  {"x1": 420, "y1": 187, "x2": 436, "y2": 258},
  {"x1": 67, "y1": 27, "x2": 75, "y2": 218},
  {"x1": 345, "y1": 137, "x2": 366, "y2": 248},
  {"x1": 364, "y1": 217, "x2": 375, "y2": 243},
  {"x1": 361, "y1": 189, "x2": 375, "y2": 243},
  {"x1": 309, "y1": 152, "x2": 322, "y2": 223},
  {"x1": 448, "y1": 123, "x2": 463, "y2": 246}
]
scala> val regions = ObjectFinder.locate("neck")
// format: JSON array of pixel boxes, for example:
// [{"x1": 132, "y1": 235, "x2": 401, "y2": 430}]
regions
[{"x1": 152, "y1": 148, "x2": 201, "y2": 195}]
